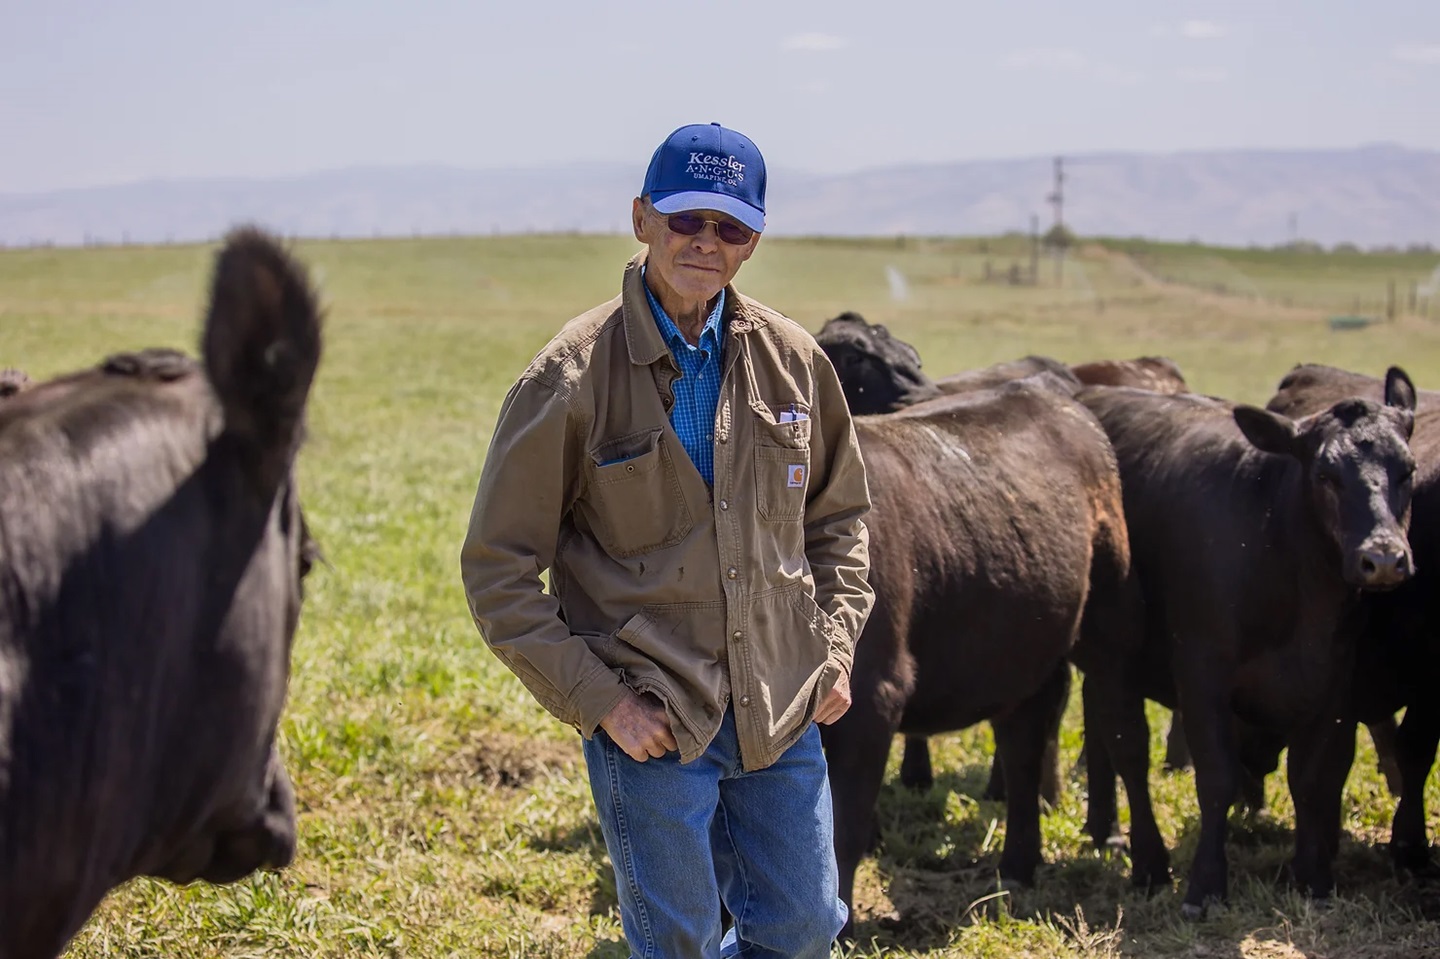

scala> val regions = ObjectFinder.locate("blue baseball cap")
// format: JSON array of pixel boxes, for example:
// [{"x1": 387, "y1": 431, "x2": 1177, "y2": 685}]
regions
[{"x1": 642, "y1": 123, "x2": 766, "y2": 234}]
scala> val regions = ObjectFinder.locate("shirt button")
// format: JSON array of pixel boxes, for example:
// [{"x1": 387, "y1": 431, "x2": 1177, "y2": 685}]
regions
[
  {"x1": 719, "y1": 499, "x2": 729, "y2": 511},
  {"x1": 727, "y1": 567, "x2": 738, "y2": 580},
  {"x1": 739, "y1": 695, "x2": 751, "y2": 707}
]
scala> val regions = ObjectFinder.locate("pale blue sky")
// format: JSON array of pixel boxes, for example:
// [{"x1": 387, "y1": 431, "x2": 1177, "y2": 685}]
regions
[{"x1": 3, "y1": 0, "x2": 1437, "y2": 194}]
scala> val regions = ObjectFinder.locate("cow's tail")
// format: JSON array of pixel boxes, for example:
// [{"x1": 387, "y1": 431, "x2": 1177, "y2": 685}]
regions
[{"x1": 1077, "y1": 443, "x2": 1146, "y2": 661}]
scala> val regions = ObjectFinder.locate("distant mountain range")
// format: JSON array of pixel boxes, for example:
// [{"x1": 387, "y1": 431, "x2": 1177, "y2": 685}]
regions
[{"x1": 3, "y1": 145, "x2": 1437, "y2": 248}]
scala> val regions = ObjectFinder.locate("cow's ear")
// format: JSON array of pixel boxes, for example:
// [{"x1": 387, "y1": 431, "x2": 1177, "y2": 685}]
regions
[
  {"x1": 1384, "y1": 366, "x2": 1418, "y2": 414},
  {"x1": 202, "y1": 227, "x2": 323, "y2": 495},
  {"x1": 1234, "y1": 405, "x2": 1300, "y2": 457}
]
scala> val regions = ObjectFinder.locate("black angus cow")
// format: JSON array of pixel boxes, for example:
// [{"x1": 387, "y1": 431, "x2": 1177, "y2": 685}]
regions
[
  {"x1": 815, "y1": 311, "x2": 1189, "y2": 803},
  {"x1": 1077, "y1": 374, "x2": 1417, "y2": 917},
  {"x1": 0, "y1": 228, "x2": 321, "y2": 959},
  {"x1": 822, "y1": 377, "x2": 1154, "y2": 935},
  {"x1": 1266, "y1": 363, "x2": 1440, "y2": 873},
  {"x1": 816, "y1": 314, "x2": 1072, "y2": 805}
]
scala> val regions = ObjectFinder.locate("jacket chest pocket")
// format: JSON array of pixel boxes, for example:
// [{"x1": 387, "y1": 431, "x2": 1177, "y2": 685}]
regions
[
  {"x1": 751, "y1": 403, "x2": 811, "y2": 523},
  {"x1": 586, "y1": 428, "x2": 694, "y2": 557}
]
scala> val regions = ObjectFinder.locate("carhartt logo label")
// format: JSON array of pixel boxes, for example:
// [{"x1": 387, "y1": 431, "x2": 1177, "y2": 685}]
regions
[
  {"x1": 686, "y1": 153, "x2": 746, "y2": 187},
  {"x1": 787, "y1": 465, "x2": 806, "y2": 488}
]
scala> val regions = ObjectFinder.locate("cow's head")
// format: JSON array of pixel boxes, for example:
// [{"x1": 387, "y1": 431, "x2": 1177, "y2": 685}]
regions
[
  {"x1": 0, "y1": 228, "x2": 322, "y2": 951},
  {"x1": 815, "y1": 311, "x2": 940, "y2": 414},
  {"x1": 1234, "y1": 366, "x2": 1417, "y2": 589}
]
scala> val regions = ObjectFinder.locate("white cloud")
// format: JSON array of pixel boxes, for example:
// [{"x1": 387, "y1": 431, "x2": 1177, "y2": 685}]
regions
[
  {"x1": 1003, "y1": 47, "x2": 1089, "y2": 71},
  {"x1": 1181, "y1": 20, "x2": 1227, "y2": 40},
  {"x1": 1393, "y1": 42, "x2": 1440, "y2": 64},
  {"x1": 781, "y1": 33, "x2": 849, "y2": 52},
  {"x1": 1096, "y1": 64, "x2": 1144, "y2": 84},
  {"x1": 1003, "y1": 48, "x2": 1140, "y2": 83},
  {"x1": 1177, "y1": 67, "x2": 1229, "y2": 83}
]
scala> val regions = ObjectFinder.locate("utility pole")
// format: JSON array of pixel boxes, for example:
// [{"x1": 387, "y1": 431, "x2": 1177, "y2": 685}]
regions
[
  {"x1": 1029, "y1": 213, "x2": 1040, "y2": 286},
  {"x1": 1047, "y1": 156, "x2": 1065, "y2": 232},
  {"x1": 1047, "y1": 156, "x2": 1066, "y2": 285}
]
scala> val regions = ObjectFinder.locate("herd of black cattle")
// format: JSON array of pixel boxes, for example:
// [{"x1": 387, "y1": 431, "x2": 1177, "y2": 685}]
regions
[{"x1": 1, "y1": 232, "x2": 1437, "y2": 956}]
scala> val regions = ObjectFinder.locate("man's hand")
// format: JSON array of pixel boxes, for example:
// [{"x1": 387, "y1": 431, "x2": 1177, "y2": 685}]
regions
[
  {"x1": 814, "y1": 669, "x2": 852, "y2": 725},
  {"x1": 599, "y1": 689, "x2": 677, "y2": 761}
]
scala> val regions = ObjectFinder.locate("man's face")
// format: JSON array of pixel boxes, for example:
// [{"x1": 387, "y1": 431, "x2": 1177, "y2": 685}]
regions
[{"x1": 632, "y1": 198, "x2": 760, "y2": 307}]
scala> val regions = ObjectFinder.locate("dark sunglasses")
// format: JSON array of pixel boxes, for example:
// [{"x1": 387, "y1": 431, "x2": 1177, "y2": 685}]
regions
[{"x1": 666, "y1": 212, "x2": 754, "y2": 245}]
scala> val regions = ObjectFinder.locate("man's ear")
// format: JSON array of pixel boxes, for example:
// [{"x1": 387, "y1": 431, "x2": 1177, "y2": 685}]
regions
[{"x1": 632, "y1": 197, "x2": 650, "y2": 243}]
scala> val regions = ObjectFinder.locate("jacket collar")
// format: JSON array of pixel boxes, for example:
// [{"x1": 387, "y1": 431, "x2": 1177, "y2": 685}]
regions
[{"x1": 622, "y1": 251, "x2": 768, "y2": 366}]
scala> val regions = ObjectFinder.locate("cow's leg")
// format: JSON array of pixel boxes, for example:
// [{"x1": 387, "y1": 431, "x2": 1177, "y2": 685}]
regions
[
  {"x1": 986, "y1": 680, "x2": 1065, "y2": 806},
  {"x1": 980, "y1": 740, "x2": 1006, "y2": 801},
  {"x1": 1164, "y1": 709, "x2": 1192, "y2": 772},
  {"x1": 899, "y1": 735, "x2": 934, "y2": 791},
  {"x1": 1081, "y1": 676, "x2": 1120, "y2": 849},
  {"x1": 1234, "y1": 721, "x2": 1284, "y2": 815},
  {"x1": 992, "y1": 661, "x2": 1069, "y2": 886},
  {"x1": 1178, "y1": 689, "x2": 1239, "y2": 919},
  {"x1": 1037, "y1": 668, "x2": 1068, "y2": 807},
  {"x1": 1287, "y1": 716, "x2": 1357, "y2": 900},
  {"x1": 822, "y1": 699, "x2": 899, "y2": 940},
  {"x1": 1083, "y1": 664, "x2": 1169, "y2": 889},
  {"x1": 1389, "y1": 700, "x2": 1440, "y2": 873},
  {"x1": 1367, "y1": 714, "x2": 1403, "y2": 796}
]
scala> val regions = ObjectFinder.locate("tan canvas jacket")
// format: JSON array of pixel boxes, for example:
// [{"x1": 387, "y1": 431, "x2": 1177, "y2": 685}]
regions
[{"x1": 461, "y1": 251, "x2": 873, "y2": 771}]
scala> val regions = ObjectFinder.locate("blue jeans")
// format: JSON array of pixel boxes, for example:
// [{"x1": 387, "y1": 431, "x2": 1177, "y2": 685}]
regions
[{"x1": 583, "y1": 708, "x2": 846, "y2": 959}]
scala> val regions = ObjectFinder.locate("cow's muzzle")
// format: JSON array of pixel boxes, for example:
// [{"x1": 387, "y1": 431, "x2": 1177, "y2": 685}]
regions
[{"x1": 1350, "y1": 539, "x2": 1414, "y2": 590}]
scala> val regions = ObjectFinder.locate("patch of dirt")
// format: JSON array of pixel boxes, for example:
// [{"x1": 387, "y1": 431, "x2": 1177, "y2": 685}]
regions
[{"x1": 470, "y1": 730, "x2": 581, "y2": 789}]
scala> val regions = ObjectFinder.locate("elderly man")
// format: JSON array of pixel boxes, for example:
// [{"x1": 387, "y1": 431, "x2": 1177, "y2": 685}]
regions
[{"x1": 461, "y1": 122, "x2": 873, "y2": 957}]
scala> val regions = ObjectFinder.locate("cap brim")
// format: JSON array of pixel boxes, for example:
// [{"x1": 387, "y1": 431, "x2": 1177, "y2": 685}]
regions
[{"x1": 651, "y1": 192, "x2": 765, "y2": 233}]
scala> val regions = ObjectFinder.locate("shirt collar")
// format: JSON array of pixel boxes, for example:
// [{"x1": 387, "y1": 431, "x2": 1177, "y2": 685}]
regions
[{"x1": 642, "y1": 265, "x2": 725, "y2": 353}]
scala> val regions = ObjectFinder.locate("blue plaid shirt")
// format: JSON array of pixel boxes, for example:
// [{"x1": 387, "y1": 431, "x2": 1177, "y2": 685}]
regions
[{"x1": 643, "y1": 269, "x2": 724, "y2": 486}]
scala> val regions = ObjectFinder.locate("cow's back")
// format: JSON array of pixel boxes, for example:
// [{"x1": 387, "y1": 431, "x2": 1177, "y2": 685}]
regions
[
  {"x1": 1071, "y1": 356, "x2": 1188, "y2": 394},
  {"x1": 936, "y1": 355, "x2": 1078, "y2": 395}
]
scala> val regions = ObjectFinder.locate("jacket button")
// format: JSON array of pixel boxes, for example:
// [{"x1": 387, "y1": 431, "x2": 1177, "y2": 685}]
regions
[
  {"x1": 625, "y1": 464, "x2": 635, "y2": 472},
  {"x1": 719, "y1": 499, "x2": 729, "y2": 511},
  {"x1": 727, "y1": 567, "x2": 738, "y2": 579},
  {"x1": 739, "y1": 695, "x2": 751, "y2": 707},
  {"x1": 719, "y1": 432, "x2": 729, "y2": 443},
  {"x1": 732, "y1": 630, "x2": 743, "y2": 641}
]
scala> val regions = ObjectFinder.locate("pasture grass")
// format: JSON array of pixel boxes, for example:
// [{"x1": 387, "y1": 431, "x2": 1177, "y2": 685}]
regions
[{"x1": 3, "y1": 232, "x2": 1440, "y2": 957}]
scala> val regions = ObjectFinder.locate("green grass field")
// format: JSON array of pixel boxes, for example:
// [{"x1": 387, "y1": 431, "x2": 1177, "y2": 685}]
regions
[{"x1": 4, "y1": 234, "x2": 1440, "y2": 958}]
